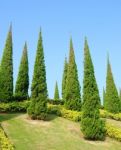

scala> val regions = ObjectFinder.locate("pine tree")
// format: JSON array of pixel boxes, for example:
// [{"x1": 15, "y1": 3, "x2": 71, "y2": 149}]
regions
[
  {"x1": 81, "y1": 38, "x2": 105, "y2": 140},
  {"x1": 119, "y1": 89, "x2": 121, "y2": 112},
  {"x1": 14, "y1": 42, "x2": 29, "y2": 101},
  {"x1": 62, "y1": 57, "x2": 68, "y2": 100},
  {"x1": 27, "y1": 30, "x2": 48, "y2": 120},
  {"x1": 54, "y1": 81, "x2": 60, "y2": 100},
  {"x1": 0, "y1": 26, "x2": 13, "y2": 102},
  {"x1": 103, "y1": 88, "x2": 106, "y2": 107},
  {"x1": 65, "y1": 38, "x2": 81, "y2": 111},
  {"x1": 105, "y1": 57, "x2": 120, "y2": 113}
]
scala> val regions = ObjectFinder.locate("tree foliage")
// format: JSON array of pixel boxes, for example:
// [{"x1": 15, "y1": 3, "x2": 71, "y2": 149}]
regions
[
  {"x1": 62, "y1": 57, "x2": 68, "y2": 100},
  {"x1": 81, "y1": 38, "x2": 105, "y2": 140},
  {"x1": 0, "y1": 26, "x2": 13, "y2": 102},
  {"x1": 65, "y1": 38, "x2": 81, "y2": 111},
  {"x1": 15, "y1": 43, "x2": 29, "y2": 101},
  {"x1": 54, "y1": 81, "x2": 60, "y2": 100},
  {"x1": 105, "y1": 57, "x2": 120, "y2": 113},
  {"x1": 28, "y1": 31, "x2": 48, "y2": 120}
]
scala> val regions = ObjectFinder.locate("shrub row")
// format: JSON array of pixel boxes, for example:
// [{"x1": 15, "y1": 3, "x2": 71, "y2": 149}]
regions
[
  {"x1": 100, "y1": 109, "x2": 121, "y2": 121},
  {"x1": 0, "y1": 101, "x2": 121, "y2": 122},
  {"x1": 0, "y1": 101, "x2": 30, "y2": 113},
  {"x1": 0, "y1": 126, "x2": 14, "y2": 150}
]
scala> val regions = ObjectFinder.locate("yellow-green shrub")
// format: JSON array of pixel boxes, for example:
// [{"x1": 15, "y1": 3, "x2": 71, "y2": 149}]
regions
[
  {"x1": 60, "y1": 107, "x2": 82, "y2": 122},
  {"x1": 100, "y1": 109, "x2": 121, "y2": 121},
  {"x1": 106, "y1": 123, "x2": 121, "y2": 141},
  {"x1": 47, "y1": 104, "x2": 82, "y2": 122},
  {"x1": 0, "y1": 126, "x2": 14, "y2": 150}
]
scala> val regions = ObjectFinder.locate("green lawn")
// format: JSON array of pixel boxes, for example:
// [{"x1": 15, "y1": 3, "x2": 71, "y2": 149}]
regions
[{"x1": 0, "y1": 113, "x2": 121, "y2": 150}]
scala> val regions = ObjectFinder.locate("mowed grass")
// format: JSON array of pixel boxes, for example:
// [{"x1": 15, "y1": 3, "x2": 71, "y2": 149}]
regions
[{"x1": 0, "y1": 114, "x2": 121, "y2": 150}]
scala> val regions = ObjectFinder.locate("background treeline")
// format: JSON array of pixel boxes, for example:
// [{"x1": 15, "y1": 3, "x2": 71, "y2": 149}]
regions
[{"x1": 0, "y1": 26, "x2": 121, "y2": 140}]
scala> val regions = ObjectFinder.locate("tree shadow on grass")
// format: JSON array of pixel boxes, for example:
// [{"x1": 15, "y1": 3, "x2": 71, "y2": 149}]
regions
[
  {"x1": 45, "y1": 114, "x2": 58, "y2": 121},
  {"x1": 0, "y1": 113, "x2": 23, "y2": 122}
]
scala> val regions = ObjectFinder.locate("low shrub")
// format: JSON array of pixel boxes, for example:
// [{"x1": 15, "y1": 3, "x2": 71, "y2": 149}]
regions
[
  {"x1": 47, "y1": 104, "x2": 82, "y2": 122},
  {"x1": 0, "y1": 100, "x2": 30, "y2": 113},
  {"x1": 60, "y1": 107, "x2": 82, "y2": 122},
  {"x1": 106, "y1": 123, "x2": 121, "y2": 141},
  {"x1": 47, "y1": 104, "x2": 61, "y2": 116},
  {"x1": 0, "y1": 126, "x2": 14, "y2": 150},
  {"x1": 100, "y1": 109, "x2": 121, "y2": 121}
]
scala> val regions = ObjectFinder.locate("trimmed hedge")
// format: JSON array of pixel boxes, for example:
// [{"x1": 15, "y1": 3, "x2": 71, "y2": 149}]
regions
[
  {"x1": 100, "y1": 109, "x2": 121, "y2": 121},
  {"x1": 0, "y1": 101, "x2": 121, "y2": 122},
  {"x1": 0, "y1": 100, "x2": 30, "y2": 113},
  {"x1": 0, "y1": 126, "x2": 14, "y2": 150}
]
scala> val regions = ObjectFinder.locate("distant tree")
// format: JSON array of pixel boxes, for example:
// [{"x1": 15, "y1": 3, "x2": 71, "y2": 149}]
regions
[
  {"x1": 105, "y1": 57, "x2": 120, "y2": 113},
  {"x1": 81, "y1": 38, "x2": 106, "y2": 140},
  {"x1": 28, "y1": 30, "x2": 48, "y2": 120},
  {"x1": 14, "y1": 42, "x2": 29, "y2": 101},
  {"x1": 0, "y1": 25, "x2": 13, "y2": 102},
  {"x1": 62, "y1": 57, "x2": 68, "y2": 100},
  {"x1": 54, "y1": 81, "x2": 60, "y2": 100},
  {"x1": 65, "y1": 38, "x2": 81, "y2": 111}
]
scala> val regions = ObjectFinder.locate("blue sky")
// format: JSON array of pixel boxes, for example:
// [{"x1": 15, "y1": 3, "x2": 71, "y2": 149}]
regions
[{"x1": 0, "y1": 1, "x2": 121, "y2": 101}]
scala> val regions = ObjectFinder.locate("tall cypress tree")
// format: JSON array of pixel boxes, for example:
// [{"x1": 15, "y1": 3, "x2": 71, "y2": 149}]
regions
[
  {"x1": 0, "y1": 26, "x2": 13, "y2": 102},
  {"x1": 28, "y1": 30, "x2": 48, "y2": 120},
  {"x1": 14, "y1": 42, "x2": 29, "y2": 101},
  {"x1": 119, "y1": 89, "x2": 121, "y2": 112},
  {"x1": 62, "y1": 57, "x2": 68, "y2": 100},
  {"x1": 54, "y1": 81, "x2": 60, "y2": 100},
  {"x1": 65, "y1": 38, "x2": 81, "y2": 111},
  {"x1": 103, "y1": 87, "x2": 106, "y2": 107},
  {"x1": 105, "y1": 57, "x2": 120, "y2": 113},
  {"x1": 81, "y1": 38, "x2": 105, "y2": 140}
]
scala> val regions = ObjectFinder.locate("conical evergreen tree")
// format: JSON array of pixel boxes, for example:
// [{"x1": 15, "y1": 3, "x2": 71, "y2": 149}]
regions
[
  {"x1": 62, "y1": 57, "x2": 68, "y2": 100},
  {"x1": 119, "y1": 89, "x2": 121, "y2": 112},
  {"x1": 28, "y1": 30, "x2": 48, "y2": 120},
  {"x1": 103, "y1": 87, "x2": 106, "y2": 107},
  {"x1": 0, "y1": 26, "x2": 13, "y2": 102},
  {"x1": 65, "y1": 38, "x2": 81, "y2": 111},
  {"x1": 54, "y1": 81, "x2": 60, "y2": 100},
  {"x1": 119, "y1": 89, "x2": 121, "y2": 100},
  {"x1": 81, "y1": 38, "x2": 105, "y2": 140},
  {"x1": 14, "y1": 42, "x2": 29, "y2": 101},
  {"x1": 105, "y1": 57, "x2": 120, "y2": 113}
]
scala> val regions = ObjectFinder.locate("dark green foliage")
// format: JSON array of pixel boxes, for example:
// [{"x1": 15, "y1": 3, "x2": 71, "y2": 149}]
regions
[
  {"x1": 0, "y1": 26, "x2": 13, "y2": 102},
  {"x1": 103, "y1": 88, "x2": 106, "y2": 107},
  {"x1": 62, "y1": 57, "x2": 68, "y2": 100},
  {"x1": 27, "y1": 31, "x2": 48, "y2": 120},
  {"x1": 81, "y1": 38, "x2": 106, "y2": 140},
  {"x1": 47, "y1": 99, "x2": 64, "y2": 105},
  {"x1": 65, "y1": 38, "x2": 81, "y2": 111},
  {"x1": 14, "y1": 43, "x2": 29, "y2": 101},
  {"x1": 54, "y1": 81, "x2": 60, "y2": 100},
  {"x1": 119, "y1": 89, "x2": 121, "y2": 112},
  {"x1": 0, "y1": 100, "x2": 30, "y2": 113},
  {"x1": 105, "y1": 57, "x2": 120, "y2": 113}
]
